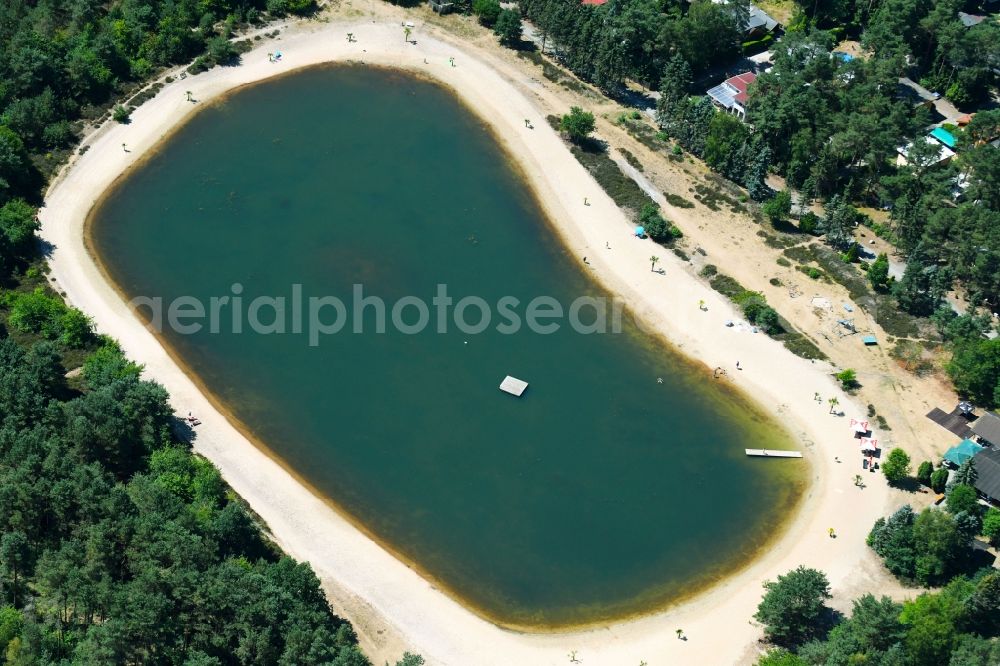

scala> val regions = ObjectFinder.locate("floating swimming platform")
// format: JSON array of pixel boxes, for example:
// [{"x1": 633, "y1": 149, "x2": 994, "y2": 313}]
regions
[
  {"x1": 499, "y1": 375, "x2": 529, "y2": 397},
  {"x1": 745, "y1": 449, "x2": 803, "y2": 458}
]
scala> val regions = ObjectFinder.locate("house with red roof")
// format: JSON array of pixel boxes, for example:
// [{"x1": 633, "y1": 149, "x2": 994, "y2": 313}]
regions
[{"x1": 706, "y1": 71, "x2": 757, "y2": 119}]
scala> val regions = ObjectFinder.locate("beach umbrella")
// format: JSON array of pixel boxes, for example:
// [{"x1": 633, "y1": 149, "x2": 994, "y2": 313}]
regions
[
  {"x1": 635, "y1": 226, "x2": 645, "y2": 237},
  {"x1": 860, "y1": 437, "x2": 878, "y2": 451}
]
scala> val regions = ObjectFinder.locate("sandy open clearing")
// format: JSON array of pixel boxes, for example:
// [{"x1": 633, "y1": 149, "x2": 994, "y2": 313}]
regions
[{"x1": 40, "y1": 10, "x2": 904, "y2": 666}]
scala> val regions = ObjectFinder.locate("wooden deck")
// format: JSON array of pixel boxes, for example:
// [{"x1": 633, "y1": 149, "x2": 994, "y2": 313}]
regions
[
  {"x1": 499, "y1": 376, "x2": 529, "y2": 397},
  {"x1": 926, "y1": 407, "x2": 974, "y2": 439},
  {"x1": 745, "y1": 449, "x2": 803, "y2": 458}
]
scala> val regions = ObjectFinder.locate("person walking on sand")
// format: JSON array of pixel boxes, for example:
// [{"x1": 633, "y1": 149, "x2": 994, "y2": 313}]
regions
[
  {"x1": 736, "y1": 361, "x2": 741, "y2": 370},
  {"x1": 449, "y1": 57, "x2": 455, "y2": 67},
  {"x1": 584, "y1": 197, "x2": 590, "y2": 206},
  {"x1": 605, "y1": 241, "x2": 610, "y2": 249},
  {"x1": 828, "y1": 527, "x2": 836, "y2": 538}
]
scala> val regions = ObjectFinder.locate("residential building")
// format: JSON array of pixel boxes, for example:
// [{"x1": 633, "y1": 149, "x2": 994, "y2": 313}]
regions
[
  {"x1": 972, "y1": 447, "x2": 1000, "y2": 504},
  {"x1": 958, "y1": 11, "x2": 986, "y2": 27},
  {"x1": 971, "y1": 411, "x2": 1000, "y2": 447},
  {"x1": 896, "y1": 136, "x2": 955, "y2": 167},
  {"x1": 706, "y1": 1, "x2": 780, "y2": 39},
  {"x1": 745, "y1": 5, "x2": 780, "y2": 39},
  {"x1": 707, "y1": 72, "x2": 757, "y2": 118},
  {"x1": 428, "y1": 0, "x2": 456, "y2": 13}
]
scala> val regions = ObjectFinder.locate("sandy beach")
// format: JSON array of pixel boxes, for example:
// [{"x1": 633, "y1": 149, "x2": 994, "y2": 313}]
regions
[{"x1": 40, "y1": 12, "x2": 900, "y2": 666}]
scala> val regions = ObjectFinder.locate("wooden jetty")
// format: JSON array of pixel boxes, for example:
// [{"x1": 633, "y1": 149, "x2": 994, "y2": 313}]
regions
[
  {"x1": 499, "y1": 376, "x2": 529, "y2": 397},
  {"x1": 745, "y1": 449, "x2": 803, "y2": 458}
]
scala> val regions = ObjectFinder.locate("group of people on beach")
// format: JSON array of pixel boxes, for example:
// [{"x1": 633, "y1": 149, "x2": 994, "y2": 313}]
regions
[{"x1": 713, "y1": 361, "x2": 742, "y2": 378}]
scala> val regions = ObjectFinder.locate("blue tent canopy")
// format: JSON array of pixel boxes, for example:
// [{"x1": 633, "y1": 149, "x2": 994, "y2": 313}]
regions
[
  {"x1": 930, "y1": 126, "x2": 957, "y2": 149},
  {"x1": 944, "y1": 438, "x2": 982, "y2": 466},
  {"x1": 635, "y1": 226, "x2": 645, "y2": 237}
]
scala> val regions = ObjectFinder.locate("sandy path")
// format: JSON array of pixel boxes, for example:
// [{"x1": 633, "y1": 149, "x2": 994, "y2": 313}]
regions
[{"x1": 40, "y1": 14, "x2": 897, "y2": 666}]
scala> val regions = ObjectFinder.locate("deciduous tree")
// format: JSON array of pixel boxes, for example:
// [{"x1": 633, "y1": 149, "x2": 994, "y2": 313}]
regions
[
  {"x1": 983, "y1": 508, "x2": 1000, "y2": 547},
  {"x1": 559, "y1": 107, "x2": 596, "y2": 144},
  {"x1": 945, "y1": 484, "x2": 979, "y2": 516},
  {"x1": 868, "y1": 253, "x2": 890, "y2": 291},
  {"x1": 494, "y1": 9, "x2": 523, "y2": 48},
  {"x1": 472, "y1": 0, "x2": 502, "y2": 27},
  {"x1": 762, "y1": 191, "x2": 792, "y2": 225},
  {"x1": 881, "y1": 448, "x2": 911, "y2": 484},
  {"x1": 754, "y1": 566, "x2": 832, "y2": 646},
  {"x1": 947, "y1": 338, "x2": 1000, "y2": 409}
]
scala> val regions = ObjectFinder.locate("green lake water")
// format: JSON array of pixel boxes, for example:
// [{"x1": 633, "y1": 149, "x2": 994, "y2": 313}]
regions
[{"x1": 90, "y1": 65, "x2": 805, "y2": 627}]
